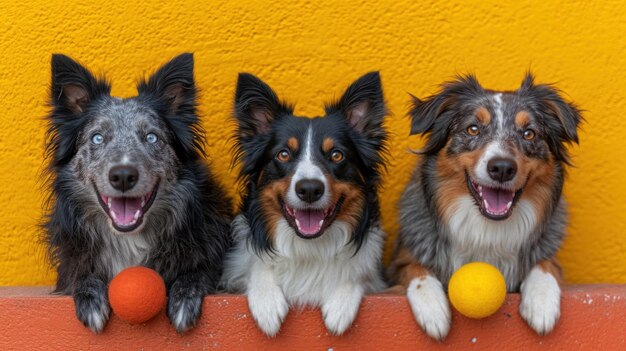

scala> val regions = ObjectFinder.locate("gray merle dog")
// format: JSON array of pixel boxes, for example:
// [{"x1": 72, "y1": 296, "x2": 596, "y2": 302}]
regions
[
  {"x1": 44, "y1": 53, "x2": 232, "y2": 333},
  {"x1": 388, "y1": 73, "x2": 581, "y2": 340}
]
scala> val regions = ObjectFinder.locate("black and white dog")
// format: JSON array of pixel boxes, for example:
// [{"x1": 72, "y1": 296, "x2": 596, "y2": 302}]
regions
[
  {"x1": 388, "y1": 73, "x2": 581, "y2": 340},
  {"x1": 221, "y1": 72, "x2": 388, "y2": 336},
  {"x1": 44, "y1": 53, "x2": 232, "y2": 333}
]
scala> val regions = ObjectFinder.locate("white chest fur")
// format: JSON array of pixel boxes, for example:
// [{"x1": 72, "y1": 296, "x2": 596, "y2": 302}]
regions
[
  {"x1": 222, "y1": 215, "x2": 385, "y2": 305},
  {"x1": 272, "y1": 219, "x2": 384, "y2": 305},
  {"x1": 222, "y1": 214, "x2": 386, "y2": 336},
  {"x1": 445, "y1": 196, "x2": 538, "y2": 283},
  {"x1": 98, "y1": 226, "x2": 151, "y2": 278}
]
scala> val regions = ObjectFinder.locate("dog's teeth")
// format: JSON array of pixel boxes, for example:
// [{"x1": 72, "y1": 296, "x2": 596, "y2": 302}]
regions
[
  {"x1": 483, "y1": 199, "x2": 489, "y2": 209},
  {"x1": 295, "y1": 218, "x2": 301, "y2": 229},
  {"x1": 110, "y1": 211, "x2": 117, "y2": 220},
  {"x1": 107, "y1": 198, "x2": 112, "y2": 209},
  {"x1": 141, "y1": 198, "x2": 145, "y2": 207},
  {"x1": 134, "y1": 210, "x2": 140, "y2": 220},
  {"x1": 478, "y1": 185, "x2": 483, "y2": 192},
  {"x1": 506, "y1": 201, "x2": 513, "y2": 210},
  {"x1": 318, "y1": 220, "x2": 324, "y2": 227}
]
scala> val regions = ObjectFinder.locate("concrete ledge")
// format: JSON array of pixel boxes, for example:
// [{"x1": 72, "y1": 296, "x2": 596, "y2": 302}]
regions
[{"x1": 0, "y1": 285, "x2": 624, "y2": 350}]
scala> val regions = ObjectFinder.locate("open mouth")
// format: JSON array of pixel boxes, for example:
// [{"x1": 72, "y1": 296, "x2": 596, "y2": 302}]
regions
[
  {"x1": 280, "y1": 198, "x2": 343, "y2": 239},
  {"x1": 95, "y1": 183, "x2": 158, "y2": 232},
  {"x1": 466, "y1": 174, "x2": 522, "y2": 220}
]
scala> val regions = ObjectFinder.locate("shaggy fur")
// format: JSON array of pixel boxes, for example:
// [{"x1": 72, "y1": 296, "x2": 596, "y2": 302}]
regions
[
  {"x1": 389, "y1": 73, "x2": 581, "y2": 340},
  {"x1": 221, "y1": 72, "x2": 388, "y2": 336},
  {"x1": 44, "y1": 53, "x2": 232, "y2": 333}
]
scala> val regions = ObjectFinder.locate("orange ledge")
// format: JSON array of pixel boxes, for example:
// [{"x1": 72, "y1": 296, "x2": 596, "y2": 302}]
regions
[{"x1": 0, "y1": 285, "x2": 624, "y2": 350}]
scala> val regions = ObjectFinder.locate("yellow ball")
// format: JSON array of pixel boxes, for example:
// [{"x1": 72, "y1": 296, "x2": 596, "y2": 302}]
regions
[{"x1": 448, "y1": 262, "x2": 507, "y2": 319}]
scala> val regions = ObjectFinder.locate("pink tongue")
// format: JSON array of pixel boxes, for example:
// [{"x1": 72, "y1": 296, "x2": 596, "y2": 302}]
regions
[
  {"x1": 110, "y1": 197, "x2": 142, "y2": 226},
  {"x1": 481, "y1": 187, "x2": 514, "y2": 215},
  {"x1": 294, "y1": 209, "x2": 325, "y2": 236}
]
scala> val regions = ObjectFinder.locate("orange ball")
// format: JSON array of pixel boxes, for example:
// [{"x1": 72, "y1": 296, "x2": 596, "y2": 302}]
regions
[{"x1": 108, "y1": 266, "x2": 166, "y2": 324}]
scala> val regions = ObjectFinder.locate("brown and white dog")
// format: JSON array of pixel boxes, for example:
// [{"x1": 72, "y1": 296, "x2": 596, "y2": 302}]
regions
[{"x1": 388, "y1": 73, "x2": 581, "y2": 340}]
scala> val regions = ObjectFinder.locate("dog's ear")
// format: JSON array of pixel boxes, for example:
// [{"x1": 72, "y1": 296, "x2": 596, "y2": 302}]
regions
[
  {"x1": 139, "y1": 53, "x2": 196, "y2": 114},
  {"x1": 139, "y1": 54, "x2": 204, "y2": 160},
  {"x1": 409, "y1": 75, "x2": 484, "y2": 153},
  {"x1": 234, "y1": 73, "x2": 292, "y2": 137},
  {"x1": 50, "y1": 54, "x2": 109, "y2": 115},
  {"x1": 409, "y1": 93, "x2": 451, "y2": 136},
  {"x1": 409, "y1": 75, "x2": 483, "y2": 135},
  {"x1": 519, "y1": 72, "x2": 582, "y2": 144},
  {"x1": 328, "y1": 71, "x2": 387, "y2": 139},
  {"x1": 326, "y1": 72, "x2": 388, "y2": 176}
]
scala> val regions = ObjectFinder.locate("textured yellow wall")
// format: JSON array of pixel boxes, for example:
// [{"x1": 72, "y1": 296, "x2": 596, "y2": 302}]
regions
[{"x1": 0, "y1": 0, "x2": 624, "y2": 285}]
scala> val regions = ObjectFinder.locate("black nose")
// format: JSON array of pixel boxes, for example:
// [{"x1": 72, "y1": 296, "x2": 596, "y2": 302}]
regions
[
  {"x1": 295, "y1": 179, "x2": 325, "y2": 203},
  {"x1": 109, "y1": 165, "x2": 139, "y2": 192},
  {"x1": 487, "y1": 157, "x2": 517, "y2": 182}
]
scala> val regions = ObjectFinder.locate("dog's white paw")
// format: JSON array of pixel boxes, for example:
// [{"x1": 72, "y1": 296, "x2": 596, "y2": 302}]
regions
[
  {"x1": 520, "y1": 267, "x2": 561, "y2": 335},
  {"x1": 74, "y1": 294, "x2": 111, "y2": 334},
  {"x1": 322, "y1": 284, "x2": 364, "y2": 335},
  {"x1": 168, "y1": 294, "x2": 202, "y2": 333},
  {"x1": 81, "y1": 303, "x2": 110, "y2": 334},
  {"x1": 407, "y1": 276, "x2": 451, "y2": 341},
  {"x1": 248, "y1": 286, "x2": 289, "y2": 337},
  {"x1": 73, "y1": 277, "x2": 110, "y2": 334},
  {"x1": 247, "y1": 270, "x2": 289, "y2": 337}
]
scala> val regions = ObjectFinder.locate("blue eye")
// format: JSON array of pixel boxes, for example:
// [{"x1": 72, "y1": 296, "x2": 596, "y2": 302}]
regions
[
  {"x1": 146, "y1": 133, "x2": 158, "y2": 143},
  {"x1": 91, "y1": 133, "x2": 104, "y2": 145}
]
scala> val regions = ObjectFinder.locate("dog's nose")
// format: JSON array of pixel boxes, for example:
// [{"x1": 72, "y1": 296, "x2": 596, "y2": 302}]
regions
[
  {"x1": 109, "y1": 165, "x2": 139, "y2": 192},
  {"x1": 295, "y1": 179, "x2": 325, "y2": 203},
  {"x1": 487, "y1": 157, "x2": 517, "y2": 183}
]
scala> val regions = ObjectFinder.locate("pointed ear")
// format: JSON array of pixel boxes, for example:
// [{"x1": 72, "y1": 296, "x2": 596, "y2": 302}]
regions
[
  {"x1": 138, "y1": 53, "x2": 196, "y2": 114},
  {"x1": 50, "y1": 54, "x2": 109, "y2": 115},
  {"x1": 328, "y1": 71, "x2": 386, "y2": 136},
  {"x1": 234, "y1": 73, "x2": 291, "y2": 137},
  {"x1": 519, "y1": 72, "x2": 582, "y2": 144}
]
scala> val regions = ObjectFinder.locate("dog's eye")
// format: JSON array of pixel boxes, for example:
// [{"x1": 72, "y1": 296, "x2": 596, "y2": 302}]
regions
[
  {"x1": 276, "y1": 149, "x2": 291, "y2": 162},
  {"x1": 146, "y1": 133, "x2": 158, "y2": 144},
  {"x1": 523, "y1": 129, "x2": 536, "y2": 141},
  {"x1": 467, "y1": 125, "x2": 480, "y2": 136},
  {"x1": 91, "y1": 133, "x2": 104, "y2": 145},
  {"x1": 331, "y1": 150, "x2": 344, "y2": 163}
]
